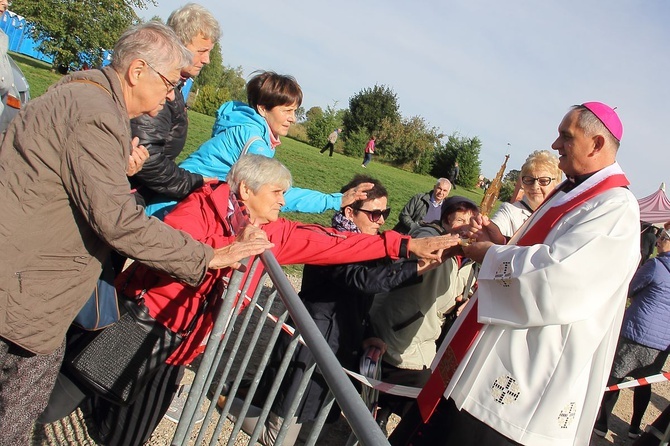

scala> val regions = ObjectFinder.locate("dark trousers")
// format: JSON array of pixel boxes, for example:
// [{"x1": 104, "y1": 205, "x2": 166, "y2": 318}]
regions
[
  {"x1": 378, "y1": 362, "x2": 430, "y2": 421},
  {"x1": 0, "y1": 337, "x2": 65, "y2": 445},
  {"x1": 320, "y1": 142, "x2": 335, "y2": 156},
  {"x1": 389, "y1": 398, "x2": 521, "y2": 446},
  {"x1": 90, "y1": 362, "x2": 184, "y2": 446},
  {"x1": 363, "y1": 153, "x2": 373, "y2": 166},
  {"x1": 597, "y1": 376, "x2": 652, "y2": 432}
]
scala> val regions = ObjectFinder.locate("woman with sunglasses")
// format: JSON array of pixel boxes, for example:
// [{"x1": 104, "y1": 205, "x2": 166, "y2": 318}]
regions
[
  {"x1": 489, "y1": 150, "x2": 562, "y2": 241},
  {"x1": 246, "y1": 174, "x2": 444, "y2": 445}
]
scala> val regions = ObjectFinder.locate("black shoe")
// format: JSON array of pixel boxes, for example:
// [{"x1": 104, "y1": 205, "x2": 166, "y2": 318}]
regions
[
  {"x1": 377, "y1": 415, "x2": 389, "y2": 437},
  {"x1": 628, "y1": 426, "x2": 642, "y2": 438},
  {"x1": 593, "y1": 420, "x2": 608, "y2": 437}
]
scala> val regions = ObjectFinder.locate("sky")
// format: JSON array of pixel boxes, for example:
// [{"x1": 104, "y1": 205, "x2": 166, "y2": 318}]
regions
[{"x1": 140, "y1": 0, "x2": 669, "y2": 198}]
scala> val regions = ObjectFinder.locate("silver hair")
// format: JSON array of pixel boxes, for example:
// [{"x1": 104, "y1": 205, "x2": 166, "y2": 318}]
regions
[
  {"x1": 167, "y1": 3, "x2": 221, "y2": 44},
  {"x1": 521, "y1": 150, "x2": 563, "y2": 181},
  {"x1": 227, "y1": 155, "x2": 292, "y2": 194},
  {"x1": 571, "y1": 105, "x2": 620, "y2": 151},
  {"x1": 435, "y1": 177, "x2": 452, "y2": 188},
  {"x1": 111, "y1": 21, "x2": 192, "y2": 75}
]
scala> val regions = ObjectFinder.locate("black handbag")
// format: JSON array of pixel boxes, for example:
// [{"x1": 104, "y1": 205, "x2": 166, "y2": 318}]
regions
[
  {"x1": 64, "y1": 295, "x2": 183, "y2": 406},
  {"x1": 64, "y1": 270, "x2": 210, "y2": 406}
]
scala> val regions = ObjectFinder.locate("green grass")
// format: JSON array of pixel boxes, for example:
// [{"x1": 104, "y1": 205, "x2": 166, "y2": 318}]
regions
[
  {"x1": 10, "y1": 52, "x2": 62, "y2": 98},
  {"x1": 15, "y1": 55, "x2": 492, "y2": 232}
]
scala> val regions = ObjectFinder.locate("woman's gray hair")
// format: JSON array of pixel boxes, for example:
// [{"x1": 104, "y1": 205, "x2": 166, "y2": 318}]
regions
[
  {"x1": 521, "y1": 150, "x2": 563, "y2": 181},
  {"x1": 571, "y1": 105, "x2": 621, "y2": 151},
  {"x1": 111, "y1": 21, "x2": 192, "y2": 75},
  {"x1": 167, "y1": 3, "x2": 221, "y2": 44},
  {"x1": 227, "y1": 155, "x2": 292, "y2": 194}
]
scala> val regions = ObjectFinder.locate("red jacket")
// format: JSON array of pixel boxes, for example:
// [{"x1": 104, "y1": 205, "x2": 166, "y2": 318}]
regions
[{"x1": 116, "y1": 182, "x2": 410, "y2": 365}]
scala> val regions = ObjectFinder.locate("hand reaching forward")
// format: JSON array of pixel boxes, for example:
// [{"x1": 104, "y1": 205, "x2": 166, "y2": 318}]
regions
[
  {"x1": 340, "y1": 182, "x2": 374, "y2": 208},
  {"x1": 408, "y1": 233, "x2": 461, "y2": 261},
  {"x1": 126, "y1": 137, "x2": 150, "y2": 176},
  {"x1": 208, "y1": 225, "x2": 274, "y2": 270}
]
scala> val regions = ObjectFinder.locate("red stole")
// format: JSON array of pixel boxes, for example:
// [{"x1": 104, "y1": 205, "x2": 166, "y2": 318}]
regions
[{"x1": 415, "y1": 173, "x2": 629, "y2": 422}]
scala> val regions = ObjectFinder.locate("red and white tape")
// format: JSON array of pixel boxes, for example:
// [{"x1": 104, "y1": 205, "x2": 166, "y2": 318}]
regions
[
  {"x1": 252, "y1": 301, "x2": 670, "y2": 398},
  {"x1": 605, "y1": 371, "x2": 670, "y2": 392}
]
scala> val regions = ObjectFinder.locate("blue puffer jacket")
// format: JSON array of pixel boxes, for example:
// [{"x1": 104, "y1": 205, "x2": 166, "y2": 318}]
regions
[
  {"x1": 620, "y1": 251, "x2": 670, "y2": 351},
  {"x1": 145, "y1": 101, "x2": 342, "y2": 218}
]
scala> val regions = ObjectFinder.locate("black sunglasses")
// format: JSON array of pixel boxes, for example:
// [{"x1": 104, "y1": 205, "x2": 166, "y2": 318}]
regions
[
  {"x1": 522, "y1": 176, "x2": 554, "y2": 186},
  {"x1": 355, "y1": 207, "x2": 391, "y2": 223}
]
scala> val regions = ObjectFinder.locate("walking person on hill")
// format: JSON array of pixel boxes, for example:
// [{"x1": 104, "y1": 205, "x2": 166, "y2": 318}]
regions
[
  {"x1": 320, "y1": 128, "x2": 341, "y2": 156},
  {"x1": 362, "y1": 135, "x2": 376, "y2": 168},
  {"x1": 448, "y1": 161, "x2": 460, "y2": 189}
]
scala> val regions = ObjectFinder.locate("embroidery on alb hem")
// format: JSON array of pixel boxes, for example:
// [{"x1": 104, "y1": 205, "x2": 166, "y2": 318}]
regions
[
  {"x1": 491, "y1": 375, "x2": 521, "y2": 405},
  {"x1": 557, "y1": 402, "x2": 577, "y2": 428}
]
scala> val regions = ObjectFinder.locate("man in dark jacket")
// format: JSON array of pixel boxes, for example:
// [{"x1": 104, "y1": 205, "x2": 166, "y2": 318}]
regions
[
  {"x1": 130, "y1": 3, "x2": 219, "y2": 207},
  {"x1": 393, "y1": 178, "x2": 452, "y2": 234}
]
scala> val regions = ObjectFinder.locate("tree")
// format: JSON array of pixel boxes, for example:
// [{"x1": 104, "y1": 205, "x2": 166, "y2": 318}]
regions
[
  {"x1": 377, "y1": 115, "x2": 443, "y2": 174},
  {"x1": 295, "y1": 106, "x2": 306, "y2": 123},
  {"x1": 499, "y1": 169, "x2": 520, "y2": 202},
  {"x1": 432, "y1": 133, "x2": 482, "y2": 189},
  {"x1": 342, "y1": 84, "x2": 400, "y2": 138},
  {"x1": 13, "y1": 0, "x2": 153, "y2": 70},
  {"x1": 190, "y1": 43, "x2": 246, "y2": 116}
]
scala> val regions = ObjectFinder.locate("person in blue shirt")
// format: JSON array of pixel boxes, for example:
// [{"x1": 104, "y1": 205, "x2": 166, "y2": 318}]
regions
[
  {"x1": 594, "y1": 228, "x2": 670, "y2": 439},
  {"x1": 146, "y1": 71, "x2": 365, "y2": 218}
]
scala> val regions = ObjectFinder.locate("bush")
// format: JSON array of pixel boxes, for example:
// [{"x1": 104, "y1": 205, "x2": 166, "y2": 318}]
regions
[
  {"x1": 288, "y1": 123, "x2": 308, "y2": 144},
  {"x1": 191, "y1": 85, "x2": 231, "y2": 117},
  {"x1": 342, "y1": 129, "x2": 370, "y2": 158}
]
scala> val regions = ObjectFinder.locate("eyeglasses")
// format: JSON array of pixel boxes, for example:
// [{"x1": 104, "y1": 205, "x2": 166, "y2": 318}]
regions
[
  {"x1": 522, "y1": 176, "x2": 554, "y2": 186},
  {"x1": 658, "y1": 235, "x2": 670, "y2": 242},
  {"x1": 355, "y1": 207, "x2": 391, "y2": 223},
  {"x1": 145, "y1": 61, "x2": 178, "y2": 93}
]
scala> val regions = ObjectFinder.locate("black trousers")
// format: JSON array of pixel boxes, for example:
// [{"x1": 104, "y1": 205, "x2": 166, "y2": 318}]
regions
[
  {"x1": 91, "y1": 362, "x2": 184, "y2": 446},
  {"x1": 320, "y1": 142, "x2": 335, "y2": 156},
  {"x1": 389, "y1": 398, "x2": 521, "y2": 446}
]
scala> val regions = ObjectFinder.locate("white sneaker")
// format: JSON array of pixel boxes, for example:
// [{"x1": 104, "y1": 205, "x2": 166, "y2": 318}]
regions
[
  {"x1": 361, "y1": 164, "x2": 366, "y2": 168},
  {"x1": 164, "y1": 384, "x2": 205, "y2": 425}
]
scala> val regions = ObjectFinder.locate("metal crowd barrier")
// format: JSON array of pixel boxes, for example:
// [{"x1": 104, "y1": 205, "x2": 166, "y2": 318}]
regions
[{"x1": 171, "y1": 251, "x2": 390, "y2": 446}]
